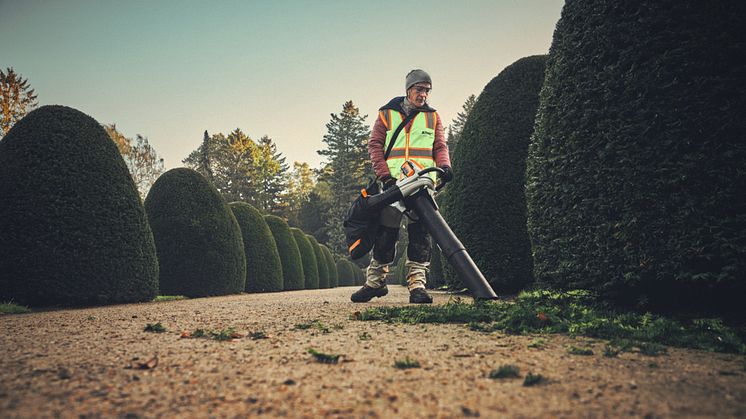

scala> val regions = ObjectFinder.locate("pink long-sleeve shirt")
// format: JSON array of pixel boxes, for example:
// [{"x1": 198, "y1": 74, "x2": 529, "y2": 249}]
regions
[{"x1": 368, "y1": 106, "x2": 450, "y2": 179}]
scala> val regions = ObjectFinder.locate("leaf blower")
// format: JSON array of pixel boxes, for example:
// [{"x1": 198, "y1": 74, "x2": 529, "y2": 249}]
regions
[{"x1": 347, "y1": 161, "x2": 498, "y2": 300}]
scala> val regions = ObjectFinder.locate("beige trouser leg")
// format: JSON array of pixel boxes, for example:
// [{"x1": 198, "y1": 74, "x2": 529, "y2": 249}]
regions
[
  {"x1": 405, "y1": 258, "x2": 429, "y2": 291},
  {"x1": 365, "y1": 258, "x2": 390, "y2": 288}
]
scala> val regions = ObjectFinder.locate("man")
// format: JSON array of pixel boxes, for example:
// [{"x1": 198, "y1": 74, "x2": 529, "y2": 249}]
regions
[{"x1": 351, "y1": 69, "x2": 453, "y2": 304}]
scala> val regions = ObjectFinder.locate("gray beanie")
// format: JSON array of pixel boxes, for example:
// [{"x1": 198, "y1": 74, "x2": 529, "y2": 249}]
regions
[{"x1": 405, "y1": 69, "x2": 432, "y2": 91}]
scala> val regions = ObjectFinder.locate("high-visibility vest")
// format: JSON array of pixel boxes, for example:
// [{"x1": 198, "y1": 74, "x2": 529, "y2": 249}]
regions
[{"x1": 378, "y1": 109, "x2": 438, "y2": 179}]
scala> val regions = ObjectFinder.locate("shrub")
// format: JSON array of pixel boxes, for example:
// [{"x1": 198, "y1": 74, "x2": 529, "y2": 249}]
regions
[
  {"x1": 525, "y1": 0, "x2": 746, "y2": 312},
  {"x1": 442, "y1": 55, "x2": 547, "y2": 294},
  {"x1": 0, "y1": 105, "x2": 158, "y2": 306},
  {"x1": 145, "y1": 168, "x2": 245, "y2": 297},
  {"x1": 336, "y1": 260, "x2": 355, "y2": 286},
  {"x1": 290, "y1": 228, "x2": 319, "y2": 289},
  {"x1": 229, "y1": 202, "x2": 283, "y2": 292},
  {"x1": 429, "y1": 241, "x2": 445, "y2": 289},
  {"x1": 321, "y1": 245, "x2": 338, "y2": 287},
  {"x1": 307, "y1": 235, "x2": 330, "y2": 289},
  {"x1": 264, "y1": 216, "x2": 304, "y2": 290}
]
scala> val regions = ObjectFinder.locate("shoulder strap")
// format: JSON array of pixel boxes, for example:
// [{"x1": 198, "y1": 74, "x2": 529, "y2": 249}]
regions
[{"x1": 384, "y1": 111, "x2": 419, "y2": 160}]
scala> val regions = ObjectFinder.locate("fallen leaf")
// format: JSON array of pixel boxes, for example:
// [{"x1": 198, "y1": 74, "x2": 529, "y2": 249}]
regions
[
  {"x1": 135, "y1": 356, "x2": 158, "y2": 370},
  {"x1": 180, "y1": 331, "x2": 192, "y2": 338}
]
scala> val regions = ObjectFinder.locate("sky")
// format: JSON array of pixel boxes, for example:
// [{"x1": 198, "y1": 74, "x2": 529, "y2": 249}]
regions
[{"x1": 1, "y1": 0, "x2": 565, "y2": 170}]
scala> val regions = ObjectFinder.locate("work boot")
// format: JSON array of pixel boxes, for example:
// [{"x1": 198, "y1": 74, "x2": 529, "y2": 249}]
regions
[
  {"x1": 409, "y1": 288, "x2": 433, "y2": 304},
  {"x1": 351, "y1": 284, "x2": 389, "y2": 303}
]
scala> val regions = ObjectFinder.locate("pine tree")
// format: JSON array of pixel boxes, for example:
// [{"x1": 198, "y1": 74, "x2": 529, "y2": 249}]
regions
[
  {"x1": 1, "y1": 68, "x2": 38, "y2": 138},
  {"x1": 448, "y1": 94, "x2": 476, "y2": 163},
  {"x1": 184, "y1": 129, "x2": 256, "y2": 203},
  {"x1": 252, "y1": 135, "x2": 288, "y2": 214},
  {"x1": 317, "y1": 101, "x2": 371, "y2": 253},
  {"x1": 200, "y1": 130, "x2": 214, "y2": 182}
]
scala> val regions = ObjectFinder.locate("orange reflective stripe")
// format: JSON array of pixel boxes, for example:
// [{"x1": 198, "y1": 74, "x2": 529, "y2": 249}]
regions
[
  {"x1": 425, "y1": 112, "x2": 434, "y2": 128},
  {"x1": 361, "y1": 188, "x2": 368, "y2": 197},
  {"x1": 379, "y1": 111, "x2": 389, "y2": 130},
  {"x1": 349, "y1": 238, "x2": 362, "y2": 253}
]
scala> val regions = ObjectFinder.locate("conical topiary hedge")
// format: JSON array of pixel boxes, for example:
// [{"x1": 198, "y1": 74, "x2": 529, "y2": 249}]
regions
[
  {"x1": 265, "y1": 215, "x2": 304, "y2": 290},
  {"x1": 442, "y1": 55, "x2": 547, "y2": 294},
  {"x1": 321, "y1": 245, "x2": 338, "y2": 288},
  {"x1": 145, "y1": 168, "x2": 245, "y2": 297},
  {"x1": 336, "y1": 260, "x2": 355, "y2": 287},
  {"x1": 0, "y1": 105, "x2": 159, "y2": 307},
  {"x1": 290, "y1": 228, "x2": 319, "y2": 289},
  {"x1": 307, "y1": 235, "x2": 330, "y2": 289},
  {"x1": 526, "y1": 0, "x2": 746, "y2": 312},
  {"x1": 229, "y1": 202, "x2": 283, "y2": 292}
]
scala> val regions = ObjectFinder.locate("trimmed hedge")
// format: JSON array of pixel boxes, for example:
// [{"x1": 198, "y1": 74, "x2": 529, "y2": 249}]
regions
[
  {"x1": 442, "y1": 55, "x2": 547, "y2": 294},
  {"x1": 145, "y1": 168, "x2": 245, "y2": 297},
  {"x1": 229, "y1": 202, "x2": 283, "y2": 292},
  {"x1": 0, "y1": 105, "x2": 159, "y2": 307},
  {"x1": 429, "y1": 242, "x2": 445, "y2": 289},
  {"x1": 336, "y1": 260, "x2": 355, "y2": 286},
  {"x1": 290, "y1": 228, "x2": 319, "y2": 289},
  {"x1": 307, "y1": 235, "x2": 330, "y2": 289},
  {"x1": 526, "y1": 0, "x2": 746, "y2": 312},
  {"x1": 321, "y1": 245, "x2": 338, "y2": 287},
  {"x1": 265, "y1": 216, "x2": 304, "y2": 290}
]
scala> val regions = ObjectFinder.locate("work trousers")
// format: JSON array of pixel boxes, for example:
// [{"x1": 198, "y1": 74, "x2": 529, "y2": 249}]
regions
[{"x1": 365, "y1": 209, "x2": 431, "y2": 290}]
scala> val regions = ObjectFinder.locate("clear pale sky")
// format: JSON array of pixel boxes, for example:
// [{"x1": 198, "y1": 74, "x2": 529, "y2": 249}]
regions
[{"x1": 1, "y1": 0, "x2": 565, "y2": 170}]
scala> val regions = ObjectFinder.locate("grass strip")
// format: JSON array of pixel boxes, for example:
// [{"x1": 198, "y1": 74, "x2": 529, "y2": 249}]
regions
[{"x1": 355, "y1": 290, "x2": 745, "y2": 354}]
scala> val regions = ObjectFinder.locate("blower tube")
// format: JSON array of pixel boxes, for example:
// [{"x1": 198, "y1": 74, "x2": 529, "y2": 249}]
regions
[{"x1": 405, "y1": 189, "x2": 498, "y2": 300}]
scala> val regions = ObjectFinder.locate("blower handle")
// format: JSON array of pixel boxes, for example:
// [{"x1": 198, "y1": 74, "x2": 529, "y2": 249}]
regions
[{"x1": 415, "y1": 166, "x2": 447, "y2": 191}]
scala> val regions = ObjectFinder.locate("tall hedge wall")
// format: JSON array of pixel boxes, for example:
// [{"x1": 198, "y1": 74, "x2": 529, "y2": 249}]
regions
[
  {"x1": 145, "y1": 168, "x2": 245, "y2": 297},
  {"x1": 229, "y1": 202, "x2": 283, "y2": 292},
  {"x1": 307, "y1": 235, "x2": 330, "y2": 289},
  {"x1": 0, "y1": 105, "x2": 159, "y2": 306},
  {"x1": 441, "y1": 55, "x2": 547, "y2": 294},
  {"x1": 290, "y1": 228, "x2": 319, "y2": 289},
  {"x1": 265, "y1": 216, "x2": 304, "y2": 290},
  {"x1": 321, "y1": 245, "x2": 338, "y2": 288},
  {"x1": 526, "y1": 0, "x2": 746, "y2": 312}
]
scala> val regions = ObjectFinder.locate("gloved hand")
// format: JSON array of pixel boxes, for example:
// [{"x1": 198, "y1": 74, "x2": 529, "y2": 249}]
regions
[
  {"x1": 438, "y1": 166, "x2": 453, "y2": 184},
  {"x1": 379, "y1": 175, "x2": 397, "y2": 190}
]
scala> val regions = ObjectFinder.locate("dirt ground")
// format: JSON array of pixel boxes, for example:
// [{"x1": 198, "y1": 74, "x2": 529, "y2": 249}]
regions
[{"x1": 1, "y1": 286, "x2": 744, "y2": 418}]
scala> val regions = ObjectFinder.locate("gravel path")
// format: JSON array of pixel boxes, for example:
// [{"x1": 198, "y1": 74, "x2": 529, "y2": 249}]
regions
[{"x1": 1, "y1": 286, "x2": 744, "y2": 418}]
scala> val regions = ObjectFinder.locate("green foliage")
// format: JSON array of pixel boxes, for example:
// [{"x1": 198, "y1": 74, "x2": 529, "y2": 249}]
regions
[
  {"x1": 336, "y1": 260, "x2": 356, "y2": 286},
  {"x1": 526, "y1": 1, "x2": 746, "y2": 313},
  {"x1": 153, "y1": 296, "x2": 188, "y2": 302},
  {"x1": 320, "y1": 245, "x2": 338, "y2": 287},
  {"x1": 0, "y1": 302, "x2": 30, "y2": 314},
  {"x1": 144, "y1": 322, "x2": 166, "y2": 333},
  {"x1": 523, "y1": 373, "x2": 545, "y2": 387},
  {"x1": 145, "y1": 168, "x2": 245, "y2": 298},
  {"x1": 308, "y1": 348, "x2": 340, "y2": 364},
  {"x1": 567, "y1": 346, "x2": 593, "y2": 356},
  {"x1": 229, "y1": 202, "x2": 284, "y2": 292},
  {"x1": 317, "y1": 101, "x2": 372, "y2": 254},
  {"x1": 393, "y1": 357, "x2": 421, "y2": 369},
  {"x1": 307, "y1": 235, "x2": 330, "y2": 289},
  {"x1": 0, "y1": 67, "x2": 38, "y2": 137},
  {"x1": 290, "y1": 228, "x2": 319, "y2": 289},
  {"x1": 264, "y1": 215, "x2": 304, "y2": 290},
  {"x1": 488, "y1": 364, "x2": 520, "y2": 379},
  {"x1": 428, "y1": 241, "x2": 446, "y2": 289},
  {"x1": 356, "y1": 290, "x2": 746, "y2": 354},
  {"x1": 528, "y1": 338, "x2": 546, "y2": 349},
  {"x1": 442, "y1": 55, "x2": 546, "y2": 293},
  {"x1": 0, "y1": 105, "x2": 159, "y2": 307}
]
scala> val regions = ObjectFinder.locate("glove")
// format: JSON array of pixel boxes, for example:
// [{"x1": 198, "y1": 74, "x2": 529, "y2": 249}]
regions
[
  {"x1": 379, "y1": 175, "x2": 397, "y2": 190},
  {"x1": 438, "y1": 166, "x2": 453, "y2": 183}
]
